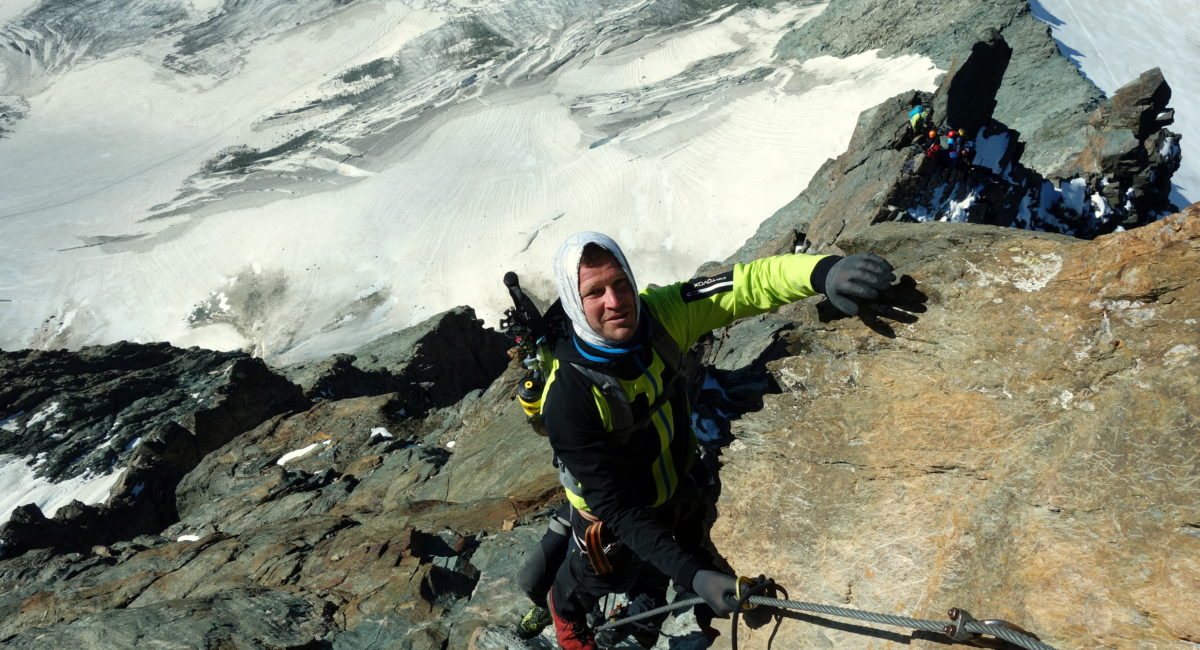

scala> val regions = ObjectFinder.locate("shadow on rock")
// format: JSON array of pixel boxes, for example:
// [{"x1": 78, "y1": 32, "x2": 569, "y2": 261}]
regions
[{"x1": 816, "y1": 274, "x2": 929, "y2": 338}]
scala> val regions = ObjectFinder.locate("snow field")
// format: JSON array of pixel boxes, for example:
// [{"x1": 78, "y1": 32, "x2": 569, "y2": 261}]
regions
[
  {"x1": 0, "y1": 454, "x2": 125, "y2": 523},
  {"x1": 0, "y1": 2, "x2": 941, "y2": 364},
  {"x1": 1032, "y1": 0, "x2": 1199, "y2": 204}
]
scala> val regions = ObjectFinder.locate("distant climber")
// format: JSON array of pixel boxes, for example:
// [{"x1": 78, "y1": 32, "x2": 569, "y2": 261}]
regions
[
  {"x1": 958, "y1": 137, "x2": 977, "y2": 166},
  {"x1": 937, "y1": 129, "x2": 977, "y2": 172},
  {"x1": 534, "y1": 231, "x2": 897, "y2": 649},
  {"x1": 909, "y1": 104, "x2": 933, "y2": 134},
  {"x1": 912, "y1": 128, "x2": 938, "y2": 151},
  {"x1": 945, "y1": 130, "x2": 961, "y2": 167},
  {"x1": 925, "y1": 139, "x2": 943, "y2": 160}
]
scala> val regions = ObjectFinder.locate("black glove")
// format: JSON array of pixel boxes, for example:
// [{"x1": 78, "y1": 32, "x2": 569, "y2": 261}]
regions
[
  {"x1": 825, "y1": 254, "x2": 896, "y2": 316},
  {"x1": 691, "y1": 569, "x2": 739, "y2": 617}
]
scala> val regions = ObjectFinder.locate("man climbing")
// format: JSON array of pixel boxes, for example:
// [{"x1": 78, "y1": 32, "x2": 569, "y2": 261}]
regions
[
  {"x1": 925, "y1": 139, "x2": 943, "y2": 160},
  {"x1": 908, "y1": 104, "x2": 932, "y2": 135},
  {"x1": 912, "y1": 128, "x2": 938, "y2": 150},
  {"x1": 542, "y1": 231, "x2": 896, "y2": 649}
]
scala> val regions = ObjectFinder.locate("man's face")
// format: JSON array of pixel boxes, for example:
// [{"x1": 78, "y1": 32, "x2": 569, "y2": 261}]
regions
[{"x1": 578, "y1": 256, "x2": 637, "y2": 342}]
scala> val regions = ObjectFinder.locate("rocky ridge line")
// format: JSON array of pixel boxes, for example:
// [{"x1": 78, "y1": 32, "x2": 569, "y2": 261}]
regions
[
  {"x1": 0, "y1": 308, "x2": 508, "y2": 561},
  {"x1": 737, "y1": 30, "x2": 1181, "y2": 263}
]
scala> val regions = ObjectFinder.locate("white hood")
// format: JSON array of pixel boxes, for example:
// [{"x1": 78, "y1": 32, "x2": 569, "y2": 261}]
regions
[{"x1": 553, "y1": 231, "x2": 640, "y2": 349}]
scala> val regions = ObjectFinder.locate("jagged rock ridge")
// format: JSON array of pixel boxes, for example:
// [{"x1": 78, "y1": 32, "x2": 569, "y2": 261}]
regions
[
  {"x1": 0, "y1": 307, "x2": 507, "y2": 561},
  {"x1": 773, "y1": 0, "x2": 1104, "y2": 175},
  {"x1": 741, "y1": 32, "x2": 1181, "y2": 261},
  {"x1": 0, "y1": 343, "x2": 306, "y2": 555}
]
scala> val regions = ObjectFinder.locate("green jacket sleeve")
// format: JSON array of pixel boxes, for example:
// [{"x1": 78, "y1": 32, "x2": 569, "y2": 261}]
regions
[{"x1": 645, "y1": 253, "x2": 836, "y2": 349}]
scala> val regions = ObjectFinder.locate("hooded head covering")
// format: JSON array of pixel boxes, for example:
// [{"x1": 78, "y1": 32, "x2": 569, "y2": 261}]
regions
[{"x1": 553, "y1": 231, "x2": 641, "y2": 349}]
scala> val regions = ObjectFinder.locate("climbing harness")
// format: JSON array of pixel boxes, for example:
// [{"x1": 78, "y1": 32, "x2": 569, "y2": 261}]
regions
[
  {"x1": 574, "y1": 516, "x2": 621, "y2": 576},
  {"x1": 593, "y1": 575, "x2": 1056, "y2": 650}
]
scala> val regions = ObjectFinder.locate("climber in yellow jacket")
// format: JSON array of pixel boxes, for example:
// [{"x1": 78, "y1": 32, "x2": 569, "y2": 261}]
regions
[{"x1": 539, "y1": 231, "x2": 896, "y2": 650}]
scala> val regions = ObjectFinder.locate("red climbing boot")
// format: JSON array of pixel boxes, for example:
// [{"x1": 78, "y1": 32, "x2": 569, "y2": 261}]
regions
[{"x1": 548, "y1": 588, "x2": 598, "y2": 650}]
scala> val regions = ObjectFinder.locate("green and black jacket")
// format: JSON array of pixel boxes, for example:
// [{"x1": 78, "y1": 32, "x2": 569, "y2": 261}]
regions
[{"x1": 542, "y1": 253, "x2": 838, "y2": 590}]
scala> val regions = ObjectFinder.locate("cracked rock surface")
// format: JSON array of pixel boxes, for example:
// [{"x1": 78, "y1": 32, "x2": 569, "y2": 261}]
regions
[{"x1": 711, "y1": 208, "x2": 1200, "y2": 649}]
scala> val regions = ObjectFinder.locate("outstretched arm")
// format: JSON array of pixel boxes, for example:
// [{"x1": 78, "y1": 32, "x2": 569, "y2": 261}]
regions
[{"x1": 648, "y1": 252, "x2": 894, "y2": 347}]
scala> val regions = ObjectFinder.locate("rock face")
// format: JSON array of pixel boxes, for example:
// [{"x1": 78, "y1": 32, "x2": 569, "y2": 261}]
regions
[
  {"x1": 929, "y1": 29, "x2": 1012, "y2": 139},
  {"x1": 0, "y1": 350, "x2": 559, "y2": 647},
  {"x1": 712, "y1": 209, "x2": 1200, "y2": 649},
  {"x1": 1, "y1": 343, "x2": 257, "y2": 480},
  {"x1": 1054, "y1": 68, "x2": 1182, "y2": 217},
  {"x1": 0, "y1": 343, "x2": 307, "y2": 555},
  {"x1": 0, "y1": 306, "x2": 511, "y2": 565},
  {"x1": 279, "y1": 306, "x2": 510, "y2": 410},
  {"x1": 0, "y1": 588, "x2": 335, "y2": 650},
  {"x1": 743, "y1": 34, "x2": 1181, "y2": 258},
  {"x1": 774, "y1": 0, "x2": 1104, "y2": 175}
]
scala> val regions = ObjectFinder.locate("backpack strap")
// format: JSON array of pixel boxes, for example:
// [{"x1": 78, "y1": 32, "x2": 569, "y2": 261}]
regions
[
  {"x1": 555, "y1": 312, "x2": 686, "y2": 507},
  {"x1": 647, "y1": 315, "x2": 682, "y2": 377},
  {"x1": 570, "y1": 364, "x2": 635, "y2": 432},
  {"x1": 567, "y1": 313, "x2": 684, "y2": 438}
]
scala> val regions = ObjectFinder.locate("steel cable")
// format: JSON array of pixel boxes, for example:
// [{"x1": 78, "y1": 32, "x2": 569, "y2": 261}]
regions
[{"x1": 594, "y1": 594, "x2": 1056, "y2": 650}]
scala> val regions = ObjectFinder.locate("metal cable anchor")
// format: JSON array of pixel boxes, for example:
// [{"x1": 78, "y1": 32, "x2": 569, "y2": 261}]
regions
[
  {"x1": 944, "y1": 607, "x2": 978, "y2": 641},
  {"x1": 944, "y1": 607, "x2": 1043, "y2": 644}
]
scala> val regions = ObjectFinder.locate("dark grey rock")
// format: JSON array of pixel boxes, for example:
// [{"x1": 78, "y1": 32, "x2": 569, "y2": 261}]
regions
[
  {"x1": 735, "y1": 32, "x2": 1180, "y2": 259},
  {"x1": 171, "y1": 393, "x2": 417, "y2": 532},
  {"x1": 774, "y1": 0, "x2": 1104, "y2": 175},
  {"x1": 464, "y1": 524, "x2": 546, "y2": 620},
  {"x1": 331, "y1": 615, "x2": 445, "y2": 650},
  {"x1": 1051, "y1": 67, "x2": 1183, "y2": 224},
  {"x1": 406, "y1": 362, "x2": 557, "y2": 506},
  {"x1": 0, "y1": 344, "x2": 306, "y2": 556},
  {"x1": 0, "y1": 343, "x2": 234, "y2": 480},
  {"x1": 279, "y1": 306, "x2": 510, "y2": 413},
  {"x1": 931, "y1": 28, "x2": 1012, "y2": 136},
  {"x1": 0, "y1": 588, "x2": 333, "y2": 649}
]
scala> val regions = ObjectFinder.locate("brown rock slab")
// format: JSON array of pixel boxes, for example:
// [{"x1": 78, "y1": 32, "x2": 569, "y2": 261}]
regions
[{"x1": 711, "y1": 210, "x2": 1200, "y2": 648}]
